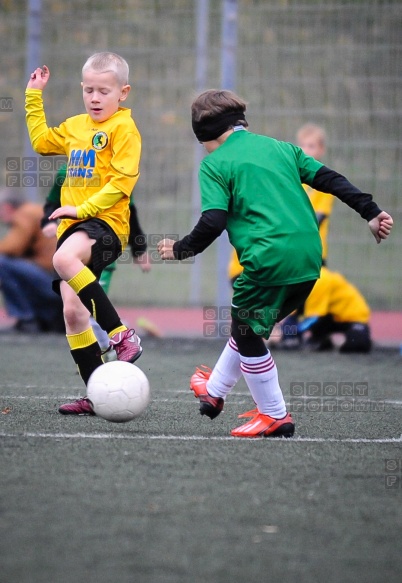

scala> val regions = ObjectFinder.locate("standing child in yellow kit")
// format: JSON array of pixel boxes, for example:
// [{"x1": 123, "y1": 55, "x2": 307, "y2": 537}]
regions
[{"x1": 26, "y1": 52, "x2": 143, "y2": 415}]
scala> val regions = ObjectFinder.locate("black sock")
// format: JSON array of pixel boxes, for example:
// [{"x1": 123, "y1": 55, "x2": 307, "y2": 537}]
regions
[
  {"x1": 70, "y1": 342, "x2": 103, "y2": 385},
  {"x1": 78, "y1": 281, "x2": 122, "y2": 333},
  {"x1": 68, "y1": 267, "x2": 123, "y2": 334}
]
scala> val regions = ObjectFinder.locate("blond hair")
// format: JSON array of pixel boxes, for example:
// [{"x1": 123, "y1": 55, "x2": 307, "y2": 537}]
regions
[
  {"x1": 82, "y1": 52, "x2": 129, "y2": 85},
  {"x1": 296, "y1": 123, "x2": 327, "y2": 147}
]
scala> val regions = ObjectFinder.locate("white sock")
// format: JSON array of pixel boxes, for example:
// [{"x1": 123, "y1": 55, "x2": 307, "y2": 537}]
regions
[
  {"x1": 207, "y1": 337, "x2": 242, "y2": 398},
  {"x1": 240, "y1": 350, "x2": 286, "y2": 418},
  {"x1": 90, "y1": 317, "x2": 110, "y2": 350}
]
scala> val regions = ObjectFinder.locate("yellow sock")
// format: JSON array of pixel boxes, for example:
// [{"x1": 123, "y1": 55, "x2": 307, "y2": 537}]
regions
[
  {"x1": 68, "y1": 267, "x2": 96, "y2": 294},
  {"x1": 66, "y1": 327, "x2": 103, "y2": 385},
  {"x1": 108, "y1": 324, "x2": 128, "y2": 338},
  {"x1": 66, "y1": 327, "x2": 98, "y2": 350}
]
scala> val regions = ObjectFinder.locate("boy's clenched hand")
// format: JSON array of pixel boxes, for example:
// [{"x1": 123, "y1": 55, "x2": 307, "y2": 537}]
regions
[{"x1": 27, "y1": 65, "x2": 50, "y2": 90}]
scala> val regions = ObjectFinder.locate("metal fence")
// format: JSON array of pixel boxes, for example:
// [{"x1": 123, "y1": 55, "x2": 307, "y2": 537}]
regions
[{"x1": 0, "y1": 0, "x2": 400, "y2": 309}]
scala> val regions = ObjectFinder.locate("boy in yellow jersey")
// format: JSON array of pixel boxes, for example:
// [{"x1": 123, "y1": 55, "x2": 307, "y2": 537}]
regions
[
  {"x1": 25, "y1": 52, "x2": 143, "y2": 415},
  {"x1": 41, "y1": 162, "x2": 152, "y2": 351}
]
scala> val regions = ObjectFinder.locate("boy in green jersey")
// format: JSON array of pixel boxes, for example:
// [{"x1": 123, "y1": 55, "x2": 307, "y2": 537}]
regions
[{"x1": 158, "y1": 90, "x2": 393, "y2": 438}]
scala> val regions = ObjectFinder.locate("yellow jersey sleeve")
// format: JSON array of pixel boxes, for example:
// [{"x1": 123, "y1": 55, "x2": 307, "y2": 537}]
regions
[
  {"x1": 307, "y1": 187, "x2": 335, "y2": 217},
  {"x1": 105, "y1": 123, "x2": 141, "y2": 196},
  {"x1": 303, "y1": 185, "x2": 334, "y2": 261},
  {"x1": 25, "y1": 89, "x2": 67, "y2": 155},
  {"x1": 76, "y1": 183, "x2": 126, "y2": 219},
  {"x1": 228, "y1": 248, "x2": 243, "y2": 280}
]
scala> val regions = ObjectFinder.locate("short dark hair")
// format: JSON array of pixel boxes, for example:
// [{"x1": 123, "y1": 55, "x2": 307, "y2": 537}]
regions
[
  {"x1": 191, "y1": 90, "x2": 248, "y2": 142},
  {"x1": 191, "y1": 89, "x2": 247, "y2": 124}
]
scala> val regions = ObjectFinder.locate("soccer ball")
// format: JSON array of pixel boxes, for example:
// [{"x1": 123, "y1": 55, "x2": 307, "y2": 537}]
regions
[{"x1": 87, "y1": 361, "x2": 150, "y2": 423}]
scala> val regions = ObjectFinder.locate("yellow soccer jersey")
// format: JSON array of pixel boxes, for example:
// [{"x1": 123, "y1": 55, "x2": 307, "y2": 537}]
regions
[
  {"x1": 304, "y1": 266, "x2": 370, "y2": 324},
  {"x1": 228, "y1": 248, "x2": 243, "y2": 281},
  {"x1": 303, "y1": 185, "x2": 334, "y2": 261},
  {"x1": 25, "y1": 89, "x2": 141, "y2": 243}
]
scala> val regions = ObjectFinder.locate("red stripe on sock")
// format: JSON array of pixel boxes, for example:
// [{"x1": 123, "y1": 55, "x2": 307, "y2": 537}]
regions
[
  {"x1": 242, "y1": 368, "x2": 274, "y2": 375},
  {"x1": 229, "y1": 338, "x2": 239, "y2": 352},
  {"x1": 241, "y1": 356, "x2": 275, "y2": 370},
  {"x1": 240, "y1": 360, "x2": 276, "y2": 375},
  {"x1": 241, "y1": 357, "x2": 273, "y2": 367}
]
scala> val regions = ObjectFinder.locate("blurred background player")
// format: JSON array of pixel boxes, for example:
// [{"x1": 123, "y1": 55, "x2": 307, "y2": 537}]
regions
[
  {"x1": 287, "y1": 123, "x2": 372, "y2": 352},
  {"x1": 0, "y1": 188, "x2": 64, "y2": 334},
  {"x1": 228, "y1": 123, "x2": 372, "y2": 353},
  {"x1": 41, "y1": 163, "x2": 153, "y2": 350}
]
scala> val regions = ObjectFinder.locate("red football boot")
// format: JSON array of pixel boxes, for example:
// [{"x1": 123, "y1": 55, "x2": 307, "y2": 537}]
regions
[
  {"x1": 231, "y1": 412, "x2": 295, "y2": 438},
  {"x1": 237, "y1": 407, "x2": 258, "y2": 419},
  {"x1": 190, "y1": 365, "x2": 224, "y2": 420}
]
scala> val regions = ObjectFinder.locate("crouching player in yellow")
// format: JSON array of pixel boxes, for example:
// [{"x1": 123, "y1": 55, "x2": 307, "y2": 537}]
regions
[
  {"x1": 301, "y1": 266, "x2": 371, "y2": 352},
  {"x1": 26, "y1": 52, "x2": 143, "y2": 416},
  {"x1": 158, "y1": 90, "x2": 392, "y2": 438},
  {"x1": 284, "y1": 123, "x2": 372, "y2": 352}
]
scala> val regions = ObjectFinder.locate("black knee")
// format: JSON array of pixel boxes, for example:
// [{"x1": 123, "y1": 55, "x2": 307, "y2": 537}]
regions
[
  {"x1": 231, "y1": 318, "x2": 267, "y2": 357},
  {"x1": 308, "y1": 314, "x2": 336, "y2": 339},
  {"x1": 339, "y1": 323, "x2": 372, "y2": 353}
]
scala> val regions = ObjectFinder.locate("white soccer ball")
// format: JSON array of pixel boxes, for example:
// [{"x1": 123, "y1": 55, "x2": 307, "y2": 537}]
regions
[{"x1": 87, "y1": 361, "x2": 150, "y2": 423}]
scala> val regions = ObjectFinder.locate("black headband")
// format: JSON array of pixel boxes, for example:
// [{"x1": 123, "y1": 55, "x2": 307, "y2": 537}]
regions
[{"x1": 192, "y1": 110, "x2": 247, "y2": 142}]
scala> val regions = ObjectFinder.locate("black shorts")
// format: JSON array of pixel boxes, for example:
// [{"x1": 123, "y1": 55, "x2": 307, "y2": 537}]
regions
[{"x1": 53, "y1": 218, "x2": 122, "y2": 294}]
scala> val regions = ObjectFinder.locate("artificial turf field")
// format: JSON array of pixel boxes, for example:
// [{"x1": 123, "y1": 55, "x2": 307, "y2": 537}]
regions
[{"x1": 1, "y1": 334, "x2": 401, "y2": 583}]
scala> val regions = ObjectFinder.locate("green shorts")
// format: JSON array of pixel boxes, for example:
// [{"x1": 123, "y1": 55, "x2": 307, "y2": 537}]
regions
[{"x1": 231, "y1": 275, "x2": 316, "y2": 338}]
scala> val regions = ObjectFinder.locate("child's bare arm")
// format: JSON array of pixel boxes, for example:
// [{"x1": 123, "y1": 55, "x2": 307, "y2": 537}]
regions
[
  {"x1": 49, "y1": 206, "x2": 78, "y2": 220},
  {"x1": 27, "y1": 65, "x2": 50, "y2": 90},
  {"x1": 368, "y1": 211, "x2": 393, "y2": 244},
  {"x1": 133, "y1": 252, "x2": 152, "y2": 272},
  {"x1": 158, "y1": 239, "x2": 176, "y2": 260}
]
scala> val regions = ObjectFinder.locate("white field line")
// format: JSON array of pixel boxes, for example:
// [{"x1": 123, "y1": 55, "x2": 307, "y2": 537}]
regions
[
  {"x1": 1, "y1": 386, "x2": 391, "y2": 397},
  {"x1": 2, "y1": 385, "x2": 402, "y2": 405},
  {"x1": 1, "y1": 395, "x2": 82, "y2": 400},
  {"x1": 1, "y1": 395, "x2": 402, "y2": 408},
  {"x1": 0, "y1": 432, "x2": 401, "y2": 443}
]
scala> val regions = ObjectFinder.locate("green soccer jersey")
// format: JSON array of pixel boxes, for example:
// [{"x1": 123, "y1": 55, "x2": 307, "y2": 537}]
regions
[{"x1": 199, "y1": 129, "x2": 324, "y2": 286}]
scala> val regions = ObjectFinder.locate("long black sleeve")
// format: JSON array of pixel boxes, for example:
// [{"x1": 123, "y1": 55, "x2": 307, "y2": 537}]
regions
[
  {"x1": 128, "y1": 204, "x2": 147, "y2": 257},
  {"x1": 173, "y1": 209, "x2": 228, "y2": 260},
  {"x1": 312, "y1": 166, "x2": 382, "y2": 221}
]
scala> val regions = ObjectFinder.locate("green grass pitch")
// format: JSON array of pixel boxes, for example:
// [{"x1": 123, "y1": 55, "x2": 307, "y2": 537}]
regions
[{"x1": 1, "y1": 335, "x2": 402, "y2": 583}]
